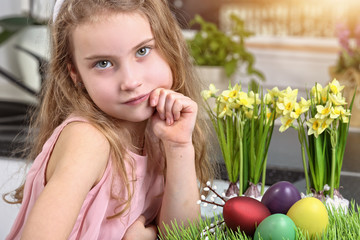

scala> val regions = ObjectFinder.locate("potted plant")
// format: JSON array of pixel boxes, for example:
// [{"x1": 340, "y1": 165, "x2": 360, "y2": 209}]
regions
[
  {"x1": 201, "y1": 83, "x2": 277, "y2": 198},
  {"x1": 277, "y1": 80, "x2": 355, "y2": 210},
  {"x1": 187, "y1": 14, "x2": 265, "y2": 92},
  {"x1": 0, "y1": 0, "x2": 54, "y2": 44},
  {"x1": 0, "y1": 0, "x2": 54, "y2": 92}
]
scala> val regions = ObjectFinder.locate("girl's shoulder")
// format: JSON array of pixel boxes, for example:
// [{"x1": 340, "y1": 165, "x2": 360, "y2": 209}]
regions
[{"x1": 45, "y1": 118, "x2": 111, "y2": 186}]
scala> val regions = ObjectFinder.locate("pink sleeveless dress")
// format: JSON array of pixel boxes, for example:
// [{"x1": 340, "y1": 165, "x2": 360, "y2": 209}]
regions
[{"x1": 6, "y1": 116, "x2": 164, "y2": 239}]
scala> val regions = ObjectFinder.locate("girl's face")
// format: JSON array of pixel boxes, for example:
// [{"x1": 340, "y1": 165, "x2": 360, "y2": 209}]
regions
[{"x1": 69, "y1": 12, "x2": 173, "y2": 123}]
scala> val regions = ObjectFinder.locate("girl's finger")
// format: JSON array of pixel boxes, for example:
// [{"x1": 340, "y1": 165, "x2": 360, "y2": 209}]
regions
[
  {"x1": 171, "y1": 95, "x2": 192, "y2": 121},
  {"x1": 151, "y1": 88, "x2": 183, "y2": 123},
  {"x1": 164, "y1": 92, "x2": 184, "y2": 125},
  {"x1": 155, "y1": 89, "x2": 166, "y2": 120},
  {"x1": 149, "y1": 88, "x2": 162, "y2": 107},
  {"x1": 164, "y1": 94, "x2": 174, "y2": 125}
]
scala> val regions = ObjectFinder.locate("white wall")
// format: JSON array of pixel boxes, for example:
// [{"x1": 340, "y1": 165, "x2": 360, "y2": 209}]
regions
[{"x1": 240, "y1": 36, "x2": 339, "y2": 95}]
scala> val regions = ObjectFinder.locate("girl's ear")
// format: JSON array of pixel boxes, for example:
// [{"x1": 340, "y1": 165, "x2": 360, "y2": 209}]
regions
[{"x1": 67, "y1": 63, "x2": 78, "y2": 84}]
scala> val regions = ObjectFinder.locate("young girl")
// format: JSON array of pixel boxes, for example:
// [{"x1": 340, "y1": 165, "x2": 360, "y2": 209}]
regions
[{"x1": 5, "y1": 0, "x2": 214, "y2": 239}]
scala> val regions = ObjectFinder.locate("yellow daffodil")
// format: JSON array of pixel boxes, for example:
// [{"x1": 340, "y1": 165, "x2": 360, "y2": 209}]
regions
[
  {"x1": 321, "y1": 85, "x2": 330, "y2": 103},
  {"x1": 217, "y1": 102, "x2": 233, "y2": 118},
  {"x1": 307, "y1": 118, "x2": 332, "y2": 138},
  {"x1": 228, "y1": 101, "x2": 241, "y2": 110},
  {"x1": 315, "y1": 101, "x2": 332, "y2": 119},
  {"x1": 277, "y1": 96, "x2": 296, "y2": 115},
  {"x1": 244, "y1": 109, "x2": 255, "y2": 119},
  {"x1": 329, "y1": 79, "x2": 344, "y2": 95},
  {"x1": 329, "y1": 105, "x2": 350, "y2": 122},
  {"x1": 237, "y1": 91, "x2": 254, "y2": 109},
  {"x1": 311, "y1": 83, "x2": 322, "y2": 96},
  {"x1": 265, "y1": 107, "x2": 274, "y2": 123},
  {"x1": 329, "y1": 93, "x2": 347, "y2": 106},
  {"x1": 248, "y1": 91, "x2": 261, "y2": 105},
  {"x1": 222, "y1": 88, "x2": 238, "y2": 99},
  {"x1": 306, "y1": 118, "x2": 326, "y2": 138},
  {"x1": 220, "y1": 84, "x2": 241, "y2": 104},
  {"x1": 290, "y1": 103, "x2": 303, "y2": 119},
  {"x1": 340, "y1": 108, "x2": 351, "y2": 123},
  {"x1": 264, "y1": 93, "x2": 273, "y2": 105},
  {"x1": 311, "y1": 83, "x2": 324, "y2": 104},
  {"x1": 279, "y1": 115, "x2": 295, "y2": 132},
  {"x1": 201, "y1": 84, "x2": 219, "y2": 101},
  {"x1": 299, "y1": 97, "x2": 311, "y2": 109},
  {"x1": 267, "y1": 87, "x2": 281, "y2": 99},
  {"x1": 330, "y1": 106, "x2": 342, "y2": 119},
  {"x1": 320, "y1": 118, "x2": 334, "y2": 130},
  {"x1": 282, "y1": 87, "x2": 298, "y2": 100}
]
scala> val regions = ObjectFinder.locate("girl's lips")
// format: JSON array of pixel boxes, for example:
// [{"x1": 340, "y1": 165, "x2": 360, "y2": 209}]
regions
[{"x1": 124, "y1": 93, "x2": 150, "y2": 105}]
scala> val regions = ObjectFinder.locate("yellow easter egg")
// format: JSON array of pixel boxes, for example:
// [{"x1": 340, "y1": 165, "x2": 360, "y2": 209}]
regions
[{"x1": 287, "y1": 197, "x2": 328, "y2": 237}]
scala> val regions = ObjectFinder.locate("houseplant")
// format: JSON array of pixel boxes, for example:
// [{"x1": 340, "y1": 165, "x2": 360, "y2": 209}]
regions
[
  {"x1": 187, "y1": 14, "x2": 265, "y2": 92},
  {"x1": 0, "y1": 0, "x2": 54, "y2": 44},
  {"x1": 0, "y1": 0, "x2": 54, "y2": 92},
  {"x1": 277, "y1": 80, "x2": 355, "y2": 206},
  {"x1": 201, "y1": 83, "x2": 277, "y2": 197}
]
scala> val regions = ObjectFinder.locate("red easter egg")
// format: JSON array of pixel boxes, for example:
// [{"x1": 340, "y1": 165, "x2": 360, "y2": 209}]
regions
[{"x1": 223, "y1": 196, "x2": 271, "y2": 236}]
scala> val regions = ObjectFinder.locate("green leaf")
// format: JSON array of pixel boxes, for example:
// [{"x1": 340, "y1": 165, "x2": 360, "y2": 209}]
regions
[
  {"x1": 0, "y1": 16, "x2": 35, "y2": 45},
  {"x1": 224, "y1": 59, "x2": 237, "y2": 77},
  {"x1": 248, "y1": 79, "x2": 259, "y2": 92},
  {"x1": 187, "y1": 14, "x2": 264, "y2": 80},
  {"x1": 0, "y1": 30, "x2": 15, "y2": 44},
  {"x1": 0, "y1": 16, "x2": 34, "y2": 32}
]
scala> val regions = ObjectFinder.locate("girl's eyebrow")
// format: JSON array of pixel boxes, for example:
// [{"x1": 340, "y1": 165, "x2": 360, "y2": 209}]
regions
[
  {"x1": 132, "y1": 37, "x2": 155, "y2": 51},
  {"x1": 84, "y1": 37, "x2": 155, "y2": 60}
]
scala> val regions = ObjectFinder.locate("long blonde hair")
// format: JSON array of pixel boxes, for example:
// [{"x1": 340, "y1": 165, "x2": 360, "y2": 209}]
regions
[{"x1": 8, "y1": 0, "x2": 215, "y2": 218}]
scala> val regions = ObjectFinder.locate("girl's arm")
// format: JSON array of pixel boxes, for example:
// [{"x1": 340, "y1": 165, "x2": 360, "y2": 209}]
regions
[
  {"x1": 21, "y1": 122, "x2": 110, "y2": 240},
  {"x1": 149, "y1": 88, "x2": 200, "y2": 232},
  {"x1": 122, "y1": 215, "x2": 158, "y2": 240}
]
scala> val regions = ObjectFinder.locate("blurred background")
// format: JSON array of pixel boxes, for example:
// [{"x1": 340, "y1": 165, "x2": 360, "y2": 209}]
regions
[
  {"x1": 171, "y1": 0, "x2": 360, "y2": 204},
  {"x1": 1, "y1": 0, "x2": 359, "y2": 238}
]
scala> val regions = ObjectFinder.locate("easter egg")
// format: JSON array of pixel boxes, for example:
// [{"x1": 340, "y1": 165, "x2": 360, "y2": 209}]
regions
[
  {"x1": 287, "y1": 197, "x2": 329, "y2": 237},
  {"x1": 254, "y1": 214, "x2": 296, "y2": 240},
  {"x1": 261, "y1": 181, "x2": 301, "y2": 214},
  {"x1": 223, "y1": 196, "x2": 271, "y2": 236}
]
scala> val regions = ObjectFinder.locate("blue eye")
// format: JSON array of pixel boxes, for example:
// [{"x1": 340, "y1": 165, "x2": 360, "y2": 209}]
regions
[
  {"x1": 136, "y1": 47, "x2": 151, "y2": 57},
  {"x1": 95, "y1": 60, "x2": 112, "y2": 69}
]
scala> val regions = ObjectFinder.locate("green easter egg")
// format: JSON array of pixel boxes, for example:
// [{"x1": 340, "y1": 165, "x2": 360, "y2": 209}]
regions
[{"x1": 254, "y1": 214, "x2": 296, "y2": 240}]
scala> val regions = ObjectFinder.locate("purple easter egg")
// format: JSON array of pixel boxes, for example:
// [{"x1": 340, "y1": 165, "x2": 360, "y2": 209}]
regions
[{"x1": 261, "y1": 181, "x2": 301, "y2": 214}]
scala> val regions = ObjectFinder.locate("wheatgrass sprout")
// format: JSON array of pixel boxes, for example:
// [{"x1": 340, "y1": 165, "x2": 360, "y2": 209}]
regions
[{"x1": 161, "y1": 198, "x2": 359, "y2": 239}]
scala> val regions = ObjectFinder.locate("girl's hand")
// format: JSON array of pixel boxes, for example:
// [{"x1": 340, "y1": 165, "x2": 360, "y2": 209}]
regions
[
  {"x1": 150, "y1": 89, "x2": 200, "y2": 233},
  {"x1": 149, "y1": 88, "x2": 198, "y2": 145},
  {"x1": 123, "y1": 215, "x2": 158, "y2": 240}
]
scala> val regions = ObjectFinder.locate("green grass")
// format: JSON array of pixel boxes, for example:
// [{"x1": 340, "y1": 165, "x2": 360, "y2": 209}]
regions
[{"x1": 159, "y1": 201, "x2": 359, "y2": 240}]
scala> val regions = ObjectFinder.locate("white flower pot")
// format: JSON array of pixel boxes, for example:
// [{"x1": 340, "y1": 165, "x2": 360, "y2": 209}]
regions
[{"x1": 196, "y1": 66, "x2": 233, "y2": 91}]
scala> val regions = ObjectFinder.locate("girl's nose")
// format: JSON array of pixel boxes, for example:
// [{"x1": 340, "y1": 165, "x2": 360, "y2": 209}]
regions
[{"x1": 118, "y1": 63, "x2": 142, "y2": 91}]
